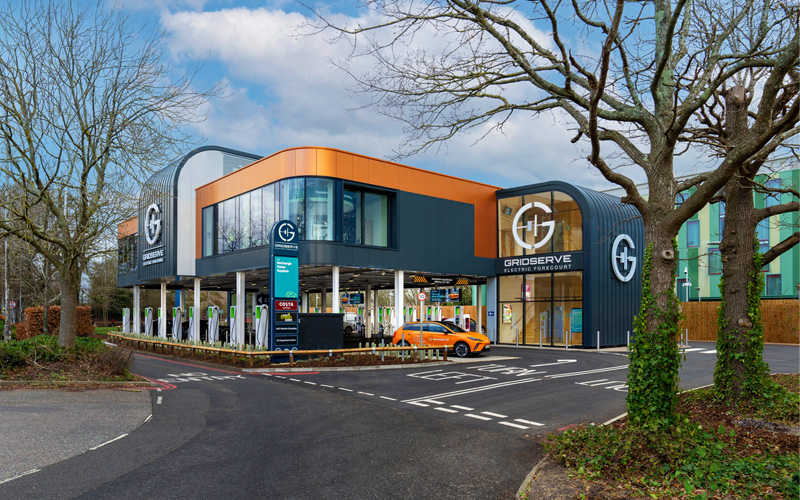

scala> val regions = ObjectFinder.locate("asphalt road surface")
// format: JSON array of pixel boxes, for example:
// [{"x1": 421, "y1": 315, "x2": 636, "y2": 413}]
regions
[{"x1": 0, "y1": 341, "x2": 795, "y2": 500}]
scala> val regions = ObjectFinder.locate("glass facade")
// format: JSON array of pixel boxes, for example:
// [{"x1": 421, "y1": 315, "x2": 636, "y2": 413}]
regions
[
  {"x1": 201, "y1": 177, "x2": 393, "y2": 257},
  {"x1": 497, "y1": 190, "x2": 584, "y2": 346},
  {"x1": 117, "y1": 234, "x2": 137, "y2": 273}
]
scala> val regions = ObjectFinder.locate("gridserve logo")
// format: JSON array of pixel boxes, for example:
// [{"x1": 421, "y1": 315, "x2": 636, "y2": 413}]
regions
[
  {"x1": 611, "y1": 234, "x2": 636, "y2": 282},
  {"x1": 512, "y1": 202, "x2": 555, "y2": 250},
  {"x1": 142, "y1": 203, "x2": 164, "y2": 267}
]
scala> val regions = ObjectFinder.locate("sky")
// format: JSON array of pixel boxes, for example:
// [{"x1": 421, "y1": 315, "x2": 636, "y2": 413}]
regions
[{"x1": 119, "y1": 0, "x2": 663, "y2": 191}]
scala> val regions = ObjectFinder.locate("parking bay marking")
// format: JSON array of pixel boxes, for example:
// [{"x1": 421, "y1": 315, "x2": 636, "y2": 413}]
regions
[
  {"x1": 408, "y1": 369, "x2": 498, "y2": 384},
  {"x1": 403, "y1": 377, "x2": 540, "y2": 404},
  {"x1": 576, "y1": 378, "x2": 628, "y2": 392}
]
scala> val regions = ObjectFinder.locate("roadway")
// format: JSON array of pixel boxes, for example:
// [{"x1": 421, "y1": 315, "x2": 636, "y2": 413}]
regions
[{"x1": 0, "y1": 341, "x2": 795, "y2": 500}]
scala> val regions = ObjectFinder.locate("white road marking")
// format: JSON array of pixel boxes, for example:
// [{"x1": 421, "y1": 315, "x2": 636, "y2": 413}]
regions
[
  {"x1": 358, "y1": 392, "x2": 374, "y2": 396},
  {"x1": 274, "y1": 376, "x2": 286, "y2": 379},
  {"x1": 338, "y1": 387, "x2": 353, "y2": 392},
  {"x1": 450, "y1": 405, "x2": 474, "y2": 411},
  {"x1": 683, "y1": 348, "x2": 704, "y2": 352},
  {"x1": 545, "y1": 365, "x2": 628, "y2": 379},
  {"x1": 419, "y1": 399, "x2": 444, "y2": 405},
  {"x1": 90, "y1": 433, "x2": 128, "y2": 451},
  {"x1": 0, "y1": 469, "x2": 40, "y2": 485},
  {"x1": 407, "y1": 401, "x2": 430, "y2": 407},
  {"x1": 320, "y1": 384, "x2": 334, "y2": 388},
  {"x1": 481, "y1": 411, "x2": 508, "y2": 418},
  {"x1": 289, "y1": 378, "x2": 302, "y2": 382},
  {"x1": 403, "y1": 377, "x2": 540, "y2": 403},
  {"x1": 434, "y1": 407, "x2": 459, "y2": 413},
  {"x1": 144, "y1": 414, "x2": 153, "y2": 423},
  {"x1": 156, "y1": 396, "x2": 162, "y2": 405},
  {"x1": 702, "y1": 350, "x2": 717, "y2": 354},
  {"x1": 380, "y1": 396, "x2": 397, "y2": 401},
  {"x1": 528, "y1": 359, "x2": 577, "y2": 368},
  {"x1": 499, "y1": 421, "x2": 529, "y2": 429},
  {"x1": 304, "y1": 381, "x2": 317, "y2": 386},
  {"x1": 515, "y1": 419, "x2": 544, "y2": 426},
  {"x1": 465, "y1": 414, "x2": 492, "y2": 421}
]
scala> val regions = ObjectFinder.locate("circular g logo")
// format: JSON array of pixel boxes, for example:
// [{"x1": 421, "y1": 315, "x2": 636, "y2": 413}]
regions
[
  {"x1": 512, "y1": 202, "x2": 555, "y2": 250},
  {"x1": 611, "y1": 234, "x2": 637, "y2": 282},
  {"x1": 277, "y1": 222, "x2": 296, "y2": 242},
  {"x1": 145, "y1": 203, "x2": 162, "y2": 245}
]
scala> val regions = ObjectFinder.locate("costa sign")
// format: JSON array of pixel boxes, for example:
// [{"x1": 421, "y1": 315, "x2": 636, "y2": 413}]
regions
[{"x1": 274, "y1": 300, "x2": 298, "y2": 311}]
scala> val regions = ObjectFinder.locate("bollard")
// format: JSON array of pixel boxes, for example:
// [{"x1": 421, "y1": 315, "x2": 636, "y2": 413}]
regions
[
  {"x1": 565, "y1": 330, "x2": 569, "y2": 350},
  {"x1": 597, "y1": 331, "x2": 600, "y2": 352},
  {"x1": 627, "y1": 330, "x2": 630, "y2": 350}
]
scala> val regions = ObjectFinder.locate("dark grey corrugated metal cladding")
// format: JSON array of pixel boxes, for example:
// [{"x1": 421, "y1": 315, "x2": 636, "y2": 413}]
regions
[
  {"x1": 496, "y1": 181, "x2": 643, "y2": 348},
  {"x1": 136, "y1": 146, "x2": 262, "y2": 285}
]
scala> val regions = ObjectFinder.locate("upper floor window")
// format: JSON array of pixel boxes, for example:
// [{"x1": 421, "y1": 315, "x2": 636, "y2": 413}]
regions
[
  {"x1": 498, "y1": 191, "x2": 583, "y2": 258},
  {"x1": 765, "y1": 179, "x2": 781, "y2": 208},
  {"x1": 765, "y1": 274, "x2": 782, "y2": 296},
  {"x1": 687, "y1": 221, "x2": 699, "y2": 248},
  {"x1": 708, "y1": 247, "x2": 722, "y2": 275}
]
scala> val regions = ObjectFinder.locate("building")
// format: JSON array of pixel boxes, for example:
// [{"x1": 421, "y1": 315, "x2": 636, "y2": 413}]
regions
[{"x1": 118, "y1": 145, "x2": 650, "y2": 348}]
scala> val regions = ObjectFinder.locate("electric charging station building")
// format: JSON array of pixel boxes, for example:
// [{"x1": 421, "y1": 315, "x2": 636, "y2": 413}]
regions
[{"x1": 118, "y1": 145, "x2": 644, "y2": 348}]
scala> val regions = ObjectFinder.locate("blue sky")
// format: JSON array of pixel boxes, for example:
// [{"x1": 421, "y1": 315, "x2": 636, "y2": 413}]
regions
[{"x1": 120, "y1": 0, "x2": 643, "y2": 190}]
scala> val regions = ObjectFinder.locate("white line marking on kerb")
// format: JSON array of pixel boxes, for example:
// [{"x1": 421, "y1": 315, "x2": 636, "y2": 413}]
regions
[
  {"x1": 90, "y1": 433, "x2": 128, "y2": 451},
  {"x1": 499, "y1": 421, "x2": 529, "y2": 429},
  {"x1": 0, "y1": 469, "x2": 40, "y2": 485},
  {"x1": 481, "y1": 411, "x2": 508, "y2": 418},
  {"x1": 144, "y1": 414, "x2": 153, "y2": 423}
]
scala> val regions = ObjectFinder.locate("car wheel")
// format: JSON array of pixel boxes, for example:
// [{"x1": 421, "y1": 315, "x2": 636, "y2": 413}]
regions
[
  {"x1": 454, "y1": 342, "x2": 470, "y2": 358},
  {"x1": 344, "y1": 325, "x2": 353, "y2": 335},
  {"x1": 397, "y1": 340, "x2": 410, "y2": 347}
]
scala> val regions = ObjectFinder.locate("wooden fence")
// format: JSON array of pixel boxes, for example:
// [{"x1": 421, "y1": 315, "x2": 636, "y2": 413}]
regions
[{"x1": 679, "y1": 299, "x2": 799, "y2": 344}]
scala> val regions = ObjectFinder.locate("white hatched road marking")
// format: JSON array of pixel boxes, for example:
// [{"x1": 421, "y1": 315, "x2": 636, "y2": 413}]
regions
[
  {"x1": 407, "y1": 401, "x2": 430, "y2": 407},
  {"x1": 434, "y1": 407, "x2": 459, "y2": 413},
  {"x1": 515, "y1": 419, "x2": 544, "y2": 426},
  {"x1": 545, "y1": 365, "x2": 628, "y2": 379},
  {"x1": 465, "y1": 414, "x2": 492, "y2": 421},
  {"x1": 499, "y1": 421, "x2": 529, "y2": 429},
  {"x1": 450, "y1": 405, "x2": 474, "y2": 411},
  {"x1": 404, "y1": 377, "x2": 540, "y2": 403},
  {"x1": 481, "y1": 411, "x2": 508, "y2": 418}
]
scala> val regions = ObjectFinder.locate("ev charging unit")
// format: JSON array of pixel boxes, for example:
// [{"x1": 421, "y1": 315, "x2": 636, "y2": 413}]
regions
[
  {"x1": 404, "y1": 307, "x2": 417, "y2": 323},
  {"x1": 462, "y1": 313, "x2": 471, "y2": 330},
  {"x1": 172, "y1": 307, "x2": 183, "y2": 340},
  {"x1": 434, "y1": 306, "x2": 442, "y2": 321},
  {"x1": 122, "y1": 308, "x2": 130, "y2": 333},
  {"x1": 158, "y1": 308, "x2": 167, "y2": 338},
  {"x1": 187, "y1": 307, "x2": 196, "y2": 343},
  {"x1": 425, "y1": 306, "x2": 432, "y2": 321},
  {"x1": 208, "y1": 306, "x2": 220, "y2": 344},
  {"x1": 356, "y1": 307, "x2": 364, "y2": 334},
  {"x1": 228, "y1": 306, "x2": 237, "y2": 346},
  {"x1": 254, "y1": 305, "x2": 269, "y2": 348},
  {"x1": 454, "y1": 305, "x2": 462, "y2": 328},
  {"x1": 144, "y1": 308, "x2": 154, "y2": 336}
]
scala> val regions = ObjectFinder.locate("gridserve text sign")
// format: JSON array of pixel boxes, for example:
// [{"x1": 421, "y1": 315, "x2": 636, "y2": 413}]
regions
[{"x1": 269, "y1": 220, "x2": 300, "y2": 352}]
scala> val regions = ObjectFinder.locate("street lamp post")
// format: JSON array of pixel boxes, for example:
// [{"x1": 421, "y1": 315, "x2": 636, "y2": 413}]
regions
[{"x1": 682, "y1": 267, "x2": 691, "y2": 346}]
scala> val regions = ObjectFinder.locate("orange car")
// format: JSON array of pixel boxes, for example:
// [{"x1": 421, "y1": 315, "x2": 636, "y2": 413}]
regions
[{"x1": 392, "y1": 321, "x2": 491, "y2": 358}]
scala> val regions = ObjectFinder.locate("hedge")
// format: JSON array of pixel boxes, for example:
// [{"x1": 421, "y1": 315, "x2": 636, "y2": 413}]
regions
[{"x1": 23, "y1": 306, "x2": 94, "y2": 338}]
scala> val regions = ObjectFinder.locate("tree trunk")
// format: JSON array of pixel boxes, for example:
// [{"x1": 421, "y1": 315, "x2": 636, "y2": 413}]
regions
[
  {"x1": 713, "y1": 86, "x2": 771, "y2": 400},
  {"x1": 626, "y1": 208, "x2": 682, "y2": 429},
  {"x1": 58, "y1": 268, "x2": 80, "y2": 348}
]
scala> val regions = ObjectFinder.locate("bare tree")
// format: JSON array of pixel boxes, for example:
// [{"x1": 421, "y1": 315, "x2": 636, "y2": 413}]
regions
[
  {"x1": 314, "y1": 0, "x2": 798, "y2": 427},
  {"x1": 0, "y1": 0, "x2": 219, "y2": 347}
]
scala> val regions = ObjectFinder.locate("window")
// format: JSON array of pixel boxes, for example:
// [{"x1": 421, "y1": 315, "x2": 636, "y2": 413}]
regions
[
  {"x1": 343, "y1": 189, "x2": 362, "y2": 245},
  {"x1": 765, "y1": 179, "x2": 781, "y2": 207},
  {"x1": 675, "y1": 192, "x2": 688, "y2": 207},
  {"x1": 238, "y1": 192, "x2": 251, "y2": 250},
  {"x1": 497, "y1": 191, "x2": 583, "y2": 258},
  {"x1": 280, "y1": 178, "x2": 305, "y2": 238},
  {"x1": 202, "y1": 206, "x2": 214, "y2": 257},
  {"x1": 765, "y1": 275, "x2": 782, "y2": 296},
  {"x1": 117, "y1": 234, "x2": 137, "y2": 274},
  {"x1": 305, "y1": 178, "x2": 335, "y2": 241},
  {"x1": 718, "y1": 202, "x2": 725, "y2": 238},
  {"x1": 759, "y1": 241, "x2": 770, "y2": 272},
  {"x1": 364, "y1": 192, "x2": 388, "y2": 246},
  {"x1": 708, "y1": 247, "x2": 722, "y2": 275},
  {"x1": 262, "y1": 183, "x2": 276, "y2": 242},
  {"x1": 687, "y1": 221, "x2": 699, "y2": 248},
  {"x1": 222, "y1": 153, "x2": 251, "y2": 176},
  {"x1": 250, "y1": 188, "x2": 263, "y2": 247}
]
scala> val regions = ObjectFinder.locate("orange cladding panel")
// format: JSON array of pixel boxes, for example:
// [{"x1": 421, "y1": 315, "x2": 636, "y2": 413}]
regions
[
  {"x1": 352, "y1": 155, "x2": 370, "y2": 183},
  {"x1": 383, "y1": 162, "x2": 398, "y2": 189},
  {"x1": 368, "y1": 159, "x2": 385, "y2": 186},
  {"x1": 317, "y1": 149, "x2": 337, "y2": 178},
  {"x1": 118, "y1": 217, "x2": 138, "y2": 239},
  {"x1": 295, "y1": 148, "x2": 317, "y2": 176},
  {"x1": 336, "y1": 151, "x2": 354, "y2": 180}
]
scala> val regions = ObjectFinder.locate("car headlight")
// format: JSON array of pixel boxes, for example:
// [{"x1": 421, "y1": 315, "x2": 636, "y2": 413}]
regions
[{"x1": 467, "y1": 337, "x2": 483, "y2": 342}]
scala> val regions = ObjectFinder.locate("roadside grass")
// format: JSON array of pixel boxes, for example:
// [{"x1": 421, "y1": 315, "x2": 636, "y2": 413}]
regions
[
  {"x1": 0, "y1": 334, "x2": 135, "y2": 381},
  {"x1": 546, "y1": 374, "x2": 800, "y2": 499}
]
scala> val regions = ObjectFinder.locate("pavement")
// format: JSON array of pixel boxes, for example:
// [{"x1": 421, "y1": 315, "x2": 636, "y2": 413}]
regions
[{"x1": 0, "y1": 389, "x2": 152, "y2": 483}]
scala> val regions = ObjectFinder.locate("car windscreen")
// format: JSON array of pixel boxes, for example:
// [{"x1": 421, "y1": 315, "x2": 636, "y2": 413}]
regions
[{"x1": 441, "y1": 321, "x2": 467, "y2": 333}]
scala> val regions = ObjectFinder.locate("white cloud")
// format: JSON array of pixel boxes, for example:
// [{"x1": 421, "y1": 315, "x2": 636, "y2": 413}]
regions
[{"x1": 161, "y1": 5, "x2": 620, "y2": 189}]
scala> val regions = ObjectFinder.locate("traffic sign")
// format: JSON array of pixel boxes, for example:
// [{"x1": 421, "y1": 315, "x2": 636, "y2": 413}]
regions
[
  {"x1": 417, "y1": 292, "x2": 427, "y2": 301},
  {"x1": 9, "y1": 300, "x2": 15, "y2": 309}
]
